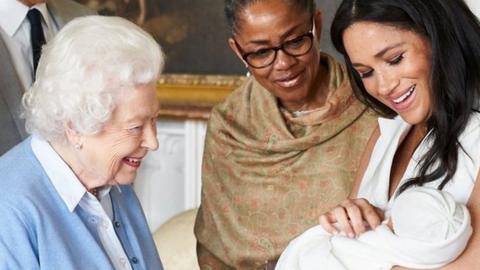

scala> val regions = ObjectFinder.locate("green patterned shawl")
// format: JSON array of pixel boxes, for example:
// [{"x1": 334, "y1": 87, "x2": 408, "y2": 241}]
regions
[{"x1": 194, "y1": 55, "x2": 378, "y2": 269}]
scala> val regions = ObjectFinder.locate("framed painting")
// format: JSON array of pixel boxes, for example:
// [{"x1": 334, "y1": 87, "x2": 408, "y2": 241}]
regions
[{"x1": 74, "y1": 0, "x2": 342, "y2": 119}]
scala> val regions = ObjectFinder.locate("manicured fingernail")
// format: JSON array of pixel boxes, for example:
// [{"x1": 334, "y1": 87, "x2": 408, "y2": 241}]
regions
[{"x1": 348, "y1": 233, "x2": 355, "y2": 238}]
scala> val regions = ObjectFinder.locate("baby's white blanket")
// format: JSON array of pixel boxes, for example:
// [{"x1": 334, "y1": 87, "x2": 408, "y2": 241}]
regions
[{"x1": 276, "y1": 188, "x2": 472, "y2": 270}]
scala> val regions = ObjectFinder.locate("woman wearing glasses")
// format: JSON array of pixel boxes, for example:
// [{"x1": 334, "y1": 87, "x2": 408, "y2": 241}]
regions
[{"x1": 194, "y1": 0, "x2": 378, "y2": 269}]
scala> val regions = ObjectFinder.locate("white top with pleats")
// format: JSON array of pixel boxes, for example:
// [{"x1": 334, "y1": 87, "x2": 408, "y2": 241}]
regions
[{"x1": 358, "y1": 113, "x2": 480, "y2": 210}]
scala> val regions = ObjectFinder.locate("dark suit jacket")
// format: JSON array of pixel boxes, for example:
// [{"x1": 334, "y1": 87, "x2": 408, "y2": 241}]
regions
[{"x1": 0, "y1": 0, "x2": 95, "y2": 154}]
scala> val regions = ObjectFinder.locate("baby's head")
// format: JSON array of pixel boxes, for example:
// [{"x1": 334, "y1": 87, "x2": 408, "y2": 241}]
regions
[{"x1": 390, "y1": 186, "x2": 465, "y2": 242}]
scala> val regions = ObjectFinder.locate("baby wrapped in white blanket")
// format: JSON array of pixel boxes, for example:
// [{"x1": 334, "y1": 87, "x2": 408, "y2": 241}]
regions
[{"x1": 276, "y1": 187, "x2": 472, "y2": 270}]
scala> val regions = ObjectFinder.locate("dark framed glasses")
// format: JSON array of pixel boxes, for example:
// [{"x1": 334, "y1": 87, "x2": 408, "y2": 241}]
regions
[{"x1": 235, "y1": 21, "x2": 315, "y2": 68}]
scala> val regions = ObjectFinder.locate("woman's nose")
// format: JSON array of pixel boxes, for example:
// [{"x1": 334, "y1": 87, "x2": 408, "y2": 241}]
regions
[
  {"x1": 272, "y1": 49, "x2": 297, "y2": 70},
  {"x1": 142, "y1": 121, "x2": 159, "y2": 150},
  {"x1": 376, "y1": 71, "x2": 399, "y2": 96}
]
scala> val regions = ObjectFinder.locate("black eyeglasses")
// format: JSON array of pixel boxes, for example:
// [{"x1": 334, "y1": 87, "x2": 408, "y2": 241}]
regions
[{"x1": 235, "y1": 23, "x2": 315, "y2": 69}]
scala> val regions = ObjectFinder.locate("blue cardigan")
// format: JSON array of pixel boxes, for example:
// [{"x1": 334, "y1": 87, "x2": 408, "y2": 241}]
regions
[{"x1": 0, "y1": 138, "x2": 163, "y2": 270}]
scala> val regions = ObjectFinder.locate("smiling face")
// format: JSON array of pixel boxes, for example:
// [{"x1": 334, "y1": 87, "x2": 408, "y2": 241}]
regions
[
  {"x1": 343, "y1": 21, "x2": 432, "y2": 125},
  {"x1": 71, "y1": 83, "x2": 159, "y2": 188},
  {"x1": 228, "y1": 0, "x2": 323, "y2": 111}
]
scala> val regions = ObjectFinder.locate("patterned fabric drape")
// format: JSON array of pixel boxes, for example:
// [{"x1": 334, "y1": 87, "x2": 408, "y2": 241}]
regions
[{"x1": 194, "y1": 54, "x2": 378, "y2": 269}]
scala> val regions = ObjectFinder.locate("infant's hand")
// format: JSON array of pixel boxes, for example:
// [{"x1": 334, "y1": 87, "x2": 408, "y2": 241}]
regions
[{"x1": 318, "y1": 198, "x2": 384, "y2": 238}]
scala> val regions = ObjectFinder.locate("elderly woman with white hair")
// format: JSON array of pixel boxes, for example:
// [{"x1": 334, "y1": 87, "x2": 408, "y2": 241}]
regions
[{"x1": 0, "y1": 16, "x2": 164, "y2": 269}]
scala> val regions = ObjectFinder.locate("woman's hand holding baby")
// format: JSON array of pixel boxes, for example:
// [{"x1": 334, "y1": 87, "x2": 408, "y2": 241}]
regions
[{"x1": 318, "y1": 198, "x2": 384, "y2": 238}]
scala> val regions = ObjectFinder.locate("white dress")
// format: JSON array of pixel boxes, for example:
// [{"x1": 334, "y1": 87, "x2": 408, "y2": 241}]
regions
[{"x1": 358, "y1": 113, "x2": 480, "y2": 208}]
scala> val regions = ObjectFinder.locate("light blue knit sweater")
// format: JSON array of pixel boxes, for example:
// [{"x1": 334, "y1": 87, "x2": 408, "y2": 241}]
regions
[{"x1": 0, "y1": 138, "x2": 163, "y2": 270}]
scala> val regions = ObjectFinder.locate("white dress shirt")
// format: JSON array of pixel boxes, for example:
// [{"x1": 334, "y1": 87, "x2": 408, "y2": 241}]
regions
[
  {"x1": 31, "y1": 137, "x2": 133, "y2": 270},
  {"x1": 0, "y1": 1, "x2": 58, "y2": 89}
]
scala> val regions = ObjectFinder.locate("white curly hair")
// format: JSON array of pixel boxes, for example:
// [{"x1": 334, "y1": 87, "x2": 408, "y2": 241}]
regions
[{"x1": 22, "y1": 15, "x2": 165, "y2": 142}]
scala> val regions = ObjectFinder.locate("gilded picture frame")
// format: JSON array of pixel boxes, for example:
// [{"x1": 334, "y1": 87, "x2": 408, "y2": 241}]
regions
[{"x1": 156, "y1": 74, "x2": 245, "y2": 119}]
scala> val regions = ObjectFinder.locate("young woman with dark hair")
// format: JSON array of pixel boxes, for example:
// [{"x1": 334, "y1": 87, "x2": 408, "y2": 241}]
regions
[{"x1": 315, "y1": 0, "x2": 480, "y2": 269}]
